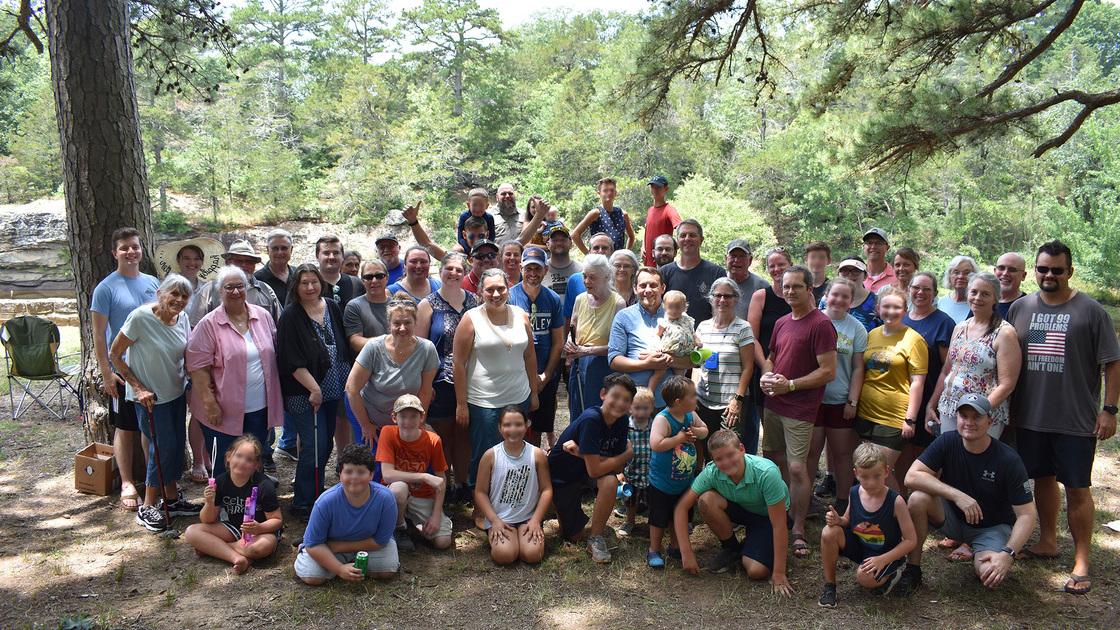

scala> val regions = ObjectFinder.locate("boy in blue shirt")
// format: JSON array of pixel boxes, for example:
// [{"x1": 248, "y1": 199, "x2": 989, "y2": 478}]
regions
[
  {"x1": 294, "y1": 443, "x2": 400, "y2": 584},
  {"x1": 456, "y1": 188, "x2": 497, "y2": 251}
]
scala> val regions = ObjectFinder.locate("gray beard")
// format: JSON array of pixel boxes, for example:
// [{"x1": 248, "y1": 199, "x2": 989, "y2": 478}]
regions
[{"x1": 497, "y1": 200, "x2": 517, "y2": 215}]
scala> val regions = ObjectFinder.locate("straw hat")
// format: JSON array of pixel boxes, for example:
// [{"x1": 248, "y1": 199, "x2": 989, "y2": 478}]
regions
[{"x1": 154, "y1": 237, "x2": 226, "y2": 282}]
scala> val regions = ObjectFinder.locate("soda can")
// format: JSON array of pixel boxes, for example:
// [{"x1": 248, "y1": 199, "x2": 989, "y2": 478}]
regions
[{"x1": 354, "y1": 551, "x2": 369, "y2": 574}]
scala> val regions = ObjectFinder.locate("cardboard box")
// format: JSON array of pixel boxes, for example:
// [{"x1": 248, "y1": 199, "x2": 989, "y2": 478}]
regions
[{"x1": 75, "y1": 443, "x2": 120, "y2": 496}]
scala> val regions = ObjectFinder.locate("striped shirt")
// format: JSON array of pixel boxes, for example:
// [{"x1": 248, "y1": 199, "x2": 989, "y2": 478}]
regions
[{"x1": 695, "y1": 317, "x2": 755, "y2": 410}]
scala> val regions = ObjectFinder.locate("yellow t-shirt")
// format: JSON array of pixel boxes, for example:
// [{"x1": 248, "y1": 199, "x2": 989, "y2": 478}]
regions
[
  {"x1": 859, "y1": 326, "x2": 928, "y2": 429},
  {"x1": 573, "y1": 291, "x2": 620, "y2": 346}
]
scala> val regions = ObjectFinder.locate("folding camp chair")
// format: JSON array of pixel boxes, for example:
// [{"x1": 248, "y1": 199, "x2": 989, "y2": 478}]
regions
[{"x1": 2, "y1": 315, "x2": 81, "y2": 421}]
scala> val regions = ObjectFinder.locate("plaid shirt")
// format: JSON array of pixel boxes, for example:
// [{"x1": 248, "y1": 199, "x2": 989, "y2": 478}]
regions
[{"x1": 625, "y1": 419, "x2": 653, "y2": 490}]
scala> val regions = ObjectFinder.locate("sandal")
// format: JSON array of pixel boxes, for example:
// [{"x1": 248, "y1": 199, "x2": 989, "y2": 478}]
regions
[
  {"x1": 1064, "y1": 574, "x2": 1091, "y2": 595},
  {"x1": 792, "y1": 534, "x2": 811, "y2": 557},
  {"x1": 1020, "y1": 547, "x2": 1059, "y2": 560},
  {"x1": 119, "y1": 485, "x2": 140, "y2": 510},
  {"x1": 947, "y1": 543, "x2": 974, "y2": 561},
  {"x1": 190, "y1": 467, "x2": 208, "y2": 484},
  {"x1": 938, "y1": 537, "x2": 960, "y2": 549}
]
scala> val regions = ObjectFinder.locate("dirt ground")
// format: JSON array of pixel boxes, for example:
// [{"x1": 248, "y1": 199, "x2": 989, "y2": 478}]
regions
[{"x1": 1, "y1": 384, "x2": 1119, "y2": 630}]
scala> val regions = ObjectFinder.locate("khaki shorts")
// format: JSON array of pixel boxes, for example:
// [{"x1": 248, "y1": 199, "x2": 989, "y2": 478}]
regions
[
  {"x1": 761, "y1": 408, "x2": 814, "y2": 462},
  {"x1": 403, "y1": 496, "x2": 454, "y2": 540}
]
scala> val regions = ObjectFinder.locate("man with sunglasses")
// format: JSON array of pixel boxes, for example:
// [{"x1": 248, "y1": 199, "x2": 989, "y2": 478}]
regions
[
  {"x1": 462, "y1": 240, "x2": 502, "y2": 295},
  {"x1": 993, "y1": 252, "x2": 1028, "y2": 318},
  {"x1": 1005, "y1": 239, "x2": 1120, "y2": 595}
]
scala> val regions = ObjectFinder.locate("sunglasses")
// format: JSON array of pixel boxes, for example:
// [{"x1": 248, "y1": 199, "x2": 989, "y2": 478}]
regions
[
  {"x1": 362, "y1": 273, "x2": 388, "y2": 281},
  {"x1": 1035, "y1": 265, "x2": 1067, "y2": 276},
  {"x1": 472, "y1": 252, "x2": 498, "y2": 261}
]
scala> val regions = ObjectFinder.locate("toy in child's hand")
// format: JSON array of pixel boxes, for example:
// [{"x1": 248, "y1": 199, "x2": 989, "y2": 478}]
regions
[
  {"x1": 241, "y1": 486, "x2": 258, "y2": 546},
  {"x1": 208, "y1": 437, "x2": 217, "y2": 489}
]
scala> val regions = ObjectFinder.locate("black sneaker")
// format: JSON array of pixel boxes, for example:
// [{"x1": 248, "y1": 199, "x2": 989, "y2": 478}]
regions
[
  {"x1": 814, "y1": 474, "x2": 836, "y2": 497},
  {"x1": 705, "y1": 547, "x2": 741, "y2": 574},
  {"x1": 807, "y1": 495, "x2": 829, "y2": 519},
  {"x1": 274, "y1": 446, "x2": 298, "y2": 462},
  {"x1": 893, "y1": 564, "x2": 922, "y2": 597},
  {"x1": 264, "y1": 473, "x2": 280, "y2": 486},
  {"x1": 879, "y1": 562, "x2": 905, "y2": 595},
  {"x1": 136, "y1": 504, "x2": 167, "y2": 532},
  {"x1": 394, "y1": 525, "x2": 415, "y2": 552},
  {"x1": 165, "y1": 497, "x2": 203, "y2": 517},
  {"x1": 263, "y1": 454, "x2": 277, "y2": 473},
  {"x1": 818, "y1": 582, "x2": 837, "y2": 608}
]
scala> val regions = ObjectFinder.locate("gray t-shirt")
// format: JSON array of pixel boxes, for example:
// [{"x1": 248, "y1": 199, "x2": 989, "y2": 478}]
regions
[
  {"x1": 118, "y1": 305, "x2": 191, "y2": 403},
  {"x1": 343, "y1": 297, "x2": 388, "y2": 339},
  {"x1": 660, "y1": 259, "x2": 728, "y2": 323},
  {"x1": 732, "y1": 272, "x2": 770, "y2": 322},
  {"x1": 547, "y1": 258, "x2": 581, "y2": 298},
  {"x1": 823, "y1": 313, "x2": 869, "y2": 405},
  {"x1": 354, "y1": 336, "x2": 439, "y2": 427},
  {"x1": 1008, "y1": 291, "x2": 1120, "y2": 436}
]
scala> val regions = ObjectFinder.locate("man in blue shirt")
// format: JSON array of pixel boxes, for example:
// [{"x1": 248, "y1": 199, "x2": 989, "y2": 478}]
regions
[
  {"x1": 608, "y1": 267, "x2": 694, "y2": 408},
  {"x1": 508, "y1": 247, "x2": 564, "y2": 449},
  {"x1": 376, "y1": 233, "x2": 405, "y2": 285}
]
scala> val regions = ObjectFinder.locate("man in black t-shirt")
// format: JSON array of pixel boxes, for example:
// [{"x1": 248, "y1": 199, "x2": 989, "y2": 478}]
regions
[{"x1": 898, "y1": 394, "x2": 1036, "y2": 596}]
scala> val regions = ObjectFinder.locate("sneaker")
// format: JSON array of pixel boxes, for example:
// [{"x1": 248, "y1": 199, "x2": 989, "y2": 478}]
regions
[
  {"x1": 613, "y1": 506, "x2": 628, "y2": 519},
  {"x1": 705, "y1": 547, "x2": 740, "y2": 574},
  {"x1": 165, "y1": 497, "x2": 203, "y2": 517},
  {"x1": 618, "y1": 522, "x2": 634, "y2": 537},
  {"x1": 263, "y1": 454, "x2": 277, "y2": 474},
  {"x1": 136, "y1": 504, "x2": 167, "y2": 532},
  {"x1": 807, "y1": 495, "x2": 829, "y2": 519},
  {"x1": 814, "y1": 474, "x2": 837, "y2": 497},
  {"x1": 878, "y1": 563, "x2": 905, "y2": 595},
  {"x1": 586, "y1": 534, "x2": 612, "y2": 563},
  {"x1": 274, "y1": 446, "x2": 298, "y2": 462},
  {"x1": 647, "y1": 551, "x2": 665, "y2": 568},
  {"x1": 264, "y1": 473, "x2": 280, "y2": 487},
  {"x1": 394, "y1": 526, "x2": 415, "y2": 552},
  {"x1": 818, "y1": 582, "x2": 837, "y2": 608},
  {"x1": 893, "y1": 564, "x2": 922, "y2": 597}
]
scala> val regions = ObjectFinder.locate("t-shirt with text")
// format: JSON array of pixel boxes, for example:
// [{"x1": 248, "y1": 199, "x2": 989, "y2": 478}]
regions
[{"x1": 918, "y1": 432, "x2": 1033, "y2": 529}]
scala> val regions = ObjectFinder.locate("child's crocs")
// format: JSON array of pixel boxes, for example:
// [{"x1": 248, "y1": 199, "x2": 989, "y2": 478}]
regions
[{"x1": 647, "y1": 551, "x2": 665, "y2": 568}]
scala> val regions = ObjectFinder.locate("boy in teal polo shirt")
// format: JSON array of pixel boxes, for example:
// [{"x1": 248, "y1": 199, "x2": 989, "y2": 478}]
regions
[{"x1": 675, "y1": 429, "x2": 793, "y2": 596}]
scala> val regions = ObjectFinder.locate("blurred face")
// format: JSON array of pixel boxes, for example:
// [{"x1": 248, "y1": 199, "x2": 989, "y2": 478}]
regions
[
  {"x1": 112, "y1": 236, "x2": 143, "y2": 268},
  {"x1": 893, "y1": 254, "x2": 917, "y2": 285},
  {"x1": 342, "y1": 255, "x2": 361, "y2": 276},
  {"x1": 824, "y1": 282, "x2": 853, "y2": 313},
  {"x1": 471, "y1": 247, "x2": 499, "y2": 272},
  {"x1": 612, "y1": 257, "x2": 636, "y2": 286},
  {"x1": 725, "y1": 249, "x2": 752, "y2": 282},
  {"x1": 956, "y1": 407, "x2": 994, "y2": 440},
  {"x1": 499, "y1": 412, "x2": 528, "y2": 442},
  {"x1": 854, "y1": 463, "x2": 890, "y2": 494},
  {"x1": 649, "y1": 183, "x2": 667, "y2": 201},
  {"x1": 339, "y1": 463, "x2": 375, "y2": 494},
  {"x1": 780, "y1": 270, "x2": 811, "y2": 309},
  {"x1": 317, "y1": 242, "x2": 343, "y2": 274},
  {"x1": 664, "y1": 298, "x2": 685, "y2": 318},
  {"x1": 994, "y1": 253, "x2": 1026, "y2": 295},
  {"x1": 389, "y1": 310, "x2": 415, "y2": 338},
  {"x1": 598, "y1": 182, "x2": 617, "y2": 207},
  {"x1": 949, "y1": 261, "x2": 974, "y2": 290},
  {"x1": 805, "y1": 250, "x2": 830, "y2": 274},
  {"x1": 711, "y1": 443, "x2": 747, "y2": 478},
  {"x1": 157, "y1": 287, "x2": 190, "y2": 316},
  {"x1": 548, "y1": 232, "x2": 572, "y2": 257},
  {"x1": 589, "y1": 235, "x2": 614, "y2": 256},
  {"x1": 630, "y1": 399, "x2": 654, "y2": 421},
  {"x1": 376, "y1": 240, "x2": 400, "y2": 267},
  {"x1": 405, "y1": 250, "x2": 430, "y2": 280},
  {"x1": 654, "y1": 236, "x2": 677, "y2": 266},
  {"x1": 502, "y1": 244, "x2": 522, "y2": 274},
  {"x1": 635, "y1": 271, "x2": 664, "y2": 311},
  {"x1": 967, "y1": 279, "x2": 998, "y2": 317},
  {"x1": 220, "y1": 275, "x2": 248, "y2": 307},
  {"x1": 481, "y1": 276, "x2": 509, "y2": 308},
  {"x1": 676, "y1": 223, "x2": 702, "y2": 254},
  {"x1": 468, "y1": 196, "x2": 489, "y2": 215},
  {"x1": 766, "y1": 252, "x2": 791, "y2": 283},
  {"x1": 672, "y1": 385, "x2": 698, "y2": 413},
  {"x1": 878, "y1": 294, "x2": 906, "y2": 324},
  {"x1": 440, "y1": 259, "x2": 467, "y2": 286},
  {"x1": 267, "y1": 237, "x2": 292, "y2": 266},
  {"x1": 1034, "y1": 252, "x2": 1071, "y2": 293},
  {"x1": 227, "y1": 443, "x2": 260, "y2": 478},
  {"x1": 393, "y1": 408, "x2": 424, "y2": 432},
  {"x1": 522, "y1": 263, "x2": 545, "y2": 287},
  {"x1": 599, "y1": 384, "x2": 633, "y2": 419},
  {"x1": 710, "y1": 284, "x2": 737, "y2": 313},
  {"x1": 361, "y1": 265, "x2": 388, "y2": 297},
  {"x1": 862, "y1": 236, "x2": 888, "y2": 262},
  {"x1": 176, "y1": 248, "x2": 203, "y2": 278},
  {"x1": 909, "y1": 275, "x2": 937, "y2": 309},
  {"x1": 463, "y1": 227, "x2": 487, "y2": 246},
  {"x1": 296, "y1": 271, "x2": 321, "y2": 303}
]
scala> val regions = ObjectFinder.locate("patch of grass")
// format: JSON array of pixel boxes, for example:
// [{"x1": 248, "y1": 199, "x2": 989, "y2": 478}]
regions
[{"x1": 110, "y1": 561, "x2": 126, "y2": 583}]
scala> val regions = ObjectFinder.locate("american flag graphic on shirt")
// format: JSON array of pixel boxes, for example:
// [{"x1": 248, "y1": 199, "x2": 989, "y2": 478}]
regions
[{"x1": 1027, "y1": 329, "x2": 1066, "y2": 357}]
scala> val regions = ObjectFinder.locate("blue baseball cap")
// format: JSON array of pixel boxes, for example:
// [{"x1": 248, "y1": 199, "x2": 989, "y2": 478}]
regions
[{"x1": 521, "y1": 247, "x2": 548, "y2": 268}]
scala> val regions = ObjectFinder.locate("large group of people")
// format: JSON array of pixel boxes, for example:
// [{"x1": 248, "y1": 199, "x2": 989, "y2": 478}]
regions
[{"x1": 90, "y1": 179, "x2": 1117, "y2": 603}]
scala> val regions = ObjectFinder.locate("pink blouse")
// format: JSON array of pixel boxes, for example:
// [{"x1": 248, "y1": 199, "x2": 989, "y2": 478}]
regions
[{"x1": 185, "y1": 304, "x2": 283, "y2": 435}]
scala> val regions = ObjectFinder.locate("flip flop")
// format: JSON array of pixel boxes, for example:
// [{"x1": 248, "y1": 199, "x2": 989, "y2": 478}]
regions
[
  {"x1": 792, "y1": 534, "x2": 811, "y2": 557},
  {"x1": 947, "y1": 543, "x2": 974, "y2": 561},
  {"x1": 1064, "y1": 574, "x2": 1091, "y2": 595},
  {"x1": 119, "y1": 488, "x2": 140, "y2": 510},
  {"x1": 938, "y1": 537, "x2": 960, "y2": 549},
  {"x1": 1020, "y1": 548, "x2": 1060, "y2": 560},
  {"x1": 190, "y1": 467, "x2": 208, "y2": 484}
]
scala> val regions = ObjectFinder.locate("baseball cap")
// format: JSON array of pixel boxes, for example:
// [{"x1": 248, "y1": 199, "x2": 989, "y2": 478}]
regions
[
  {"x1": 726, "y1": 239, "x2": 752, "y2": 256},
  {"x1": 648, "y1": 175, "x2": 669, "y2": 187},
  {"x1": 862, "y1": 227, "x2": 889, "y2": 244},
  {"x1": 375, "y1": 233, "x2": 398, "y2": 245},
  {"x1": 956, "y1": 393, "x2": 993, "y2": 416},
  {"x1": 837, "y1": 257, "x2": 867, "y2": 272},
  {"x1": 544, "y1": 224, "x2": 570, "y2": 239},
  {"x1": 393, "y1": 394, "x2": 425, "y2": 414},
  {"x1": 521, "y1": 247, "x2": 548, "y2": 268},
  {"x1": 470, "y1": 239, "x2": 499, "y2": 254}
]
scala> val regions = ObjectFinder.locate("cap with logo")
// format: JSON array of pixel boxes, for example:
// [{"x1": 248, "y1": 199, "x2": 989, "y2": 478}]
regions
[
  {"x1": 956, "y1": 392, "x2": 993, "y2": 416},
  {"x1": 521, "y1": 247, "x2": 548, "y2": 268},
  {"x1": 648, "y1": 175, "x2": 669, "y2": 187},
  {"x1": 471, "y1": 239, "x2": 499, "y2": 254}
]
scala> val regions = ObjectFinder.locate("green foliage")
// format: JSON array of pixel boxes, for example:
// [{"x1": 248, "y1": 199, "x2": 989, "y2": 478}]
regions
[
  {"x1": 671, "y1": 175, "x2": 777, "y2": 263},
  {"x1": 57, "y1": 615, "x2": 95, "y2": 630},
  {"x1": 152, "y1": 207, "x2": 191, "y2": 235}
]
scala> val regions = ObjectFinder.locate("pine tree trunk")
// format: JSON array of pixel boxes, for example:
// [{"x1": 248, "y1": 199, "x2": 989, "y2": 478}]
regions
[{"x1": 46, "y1": 0, "x2": 153, "y2": 444}]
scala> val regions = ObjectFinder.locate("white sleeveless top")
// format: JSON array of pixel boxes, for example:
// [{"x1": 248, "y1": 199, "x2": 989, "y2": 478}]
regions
[
  {"x1": 465, "y1": 305, "x2": 532, "y2": 408},
  {"x1": 484, "y1": 441, "x2": 541, "y2": 528}
]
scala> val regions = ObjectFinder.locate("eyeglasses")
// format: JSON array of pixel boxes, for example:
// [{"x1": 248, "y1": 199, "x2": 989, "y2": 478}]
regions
[
  {"x1": 1036, "y1": 265, "x2": 1067, "y2": 276},
  {"x1": 910, "y1": 285, "x2": 935, "y2": 293},
  {"x1": 362, "y1": 273, "x2": 388, "y2": 281},
  {"x1": 331, "y1": 284, "x2": 341, "y2": 301},
  {"x1": 388, "y1": 299, "x2": 414, "y2": 307},
  {"x1": 222, "y1": 284, "x2": 247, "y2": 293},
  {"x1": 838, "y1": 268, "x2": 863, "y2": 276},
  {"x1": 765, "y1": 246, "x2": 789, "y2": 257},
  {"x1": 473, "y1": 252, "x2": 498, "y2": 261},
  {"x1": 782, "y1": 284, "x2": 807, "y2": 292},
  {"x1": 863, "y1": 240, "x2": 887, "y2": 248},
  {"x1": 711, "y1": 293, "x2": 736, "y2": 301},
  {"x1": 612, "y1": 263, "x2": 635, "y2": 270}
]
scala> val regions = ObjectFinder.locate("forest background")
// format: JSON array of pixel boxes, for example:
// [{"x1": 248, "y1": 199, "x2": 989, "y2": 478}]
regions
[{"x1": 2, "y1": 0, "x2": 1119, "y2": 298}]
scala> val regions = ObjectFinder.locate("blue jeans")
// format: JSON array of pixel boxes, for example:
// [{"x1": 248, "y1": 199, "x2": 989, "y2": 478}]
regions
[
  {"x1": 467, "y1": 397, "x2": 531, "y2": 486},
  {"x1": 135, "y1": 394, "x2": 187, "y2": 491},
  {"x1": 569, "y1": 355, "x2": 610, "y2": 421},
  {"x1": 277, "y1": 411, "x2": 298, "y2": 453},
  {"x1": 344, "y1": 394, "x2": 382, "y2": 483},
  {"x1": 199, "y1": 407, "x2": 270, "y2": 479},
  {"x1": 290, "y1": 399, "x2": 340, "y2": 511}
]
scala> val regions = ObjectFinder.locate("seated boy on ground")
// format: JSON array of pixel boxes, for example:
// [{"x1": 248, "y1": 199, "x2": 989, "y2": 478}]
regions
[
  {"x1": 548, "y1": 372, "x2": 636, "y2": 563},
  {"x1": 293, "y1": 443, "x2": 399, "y2": 584}
]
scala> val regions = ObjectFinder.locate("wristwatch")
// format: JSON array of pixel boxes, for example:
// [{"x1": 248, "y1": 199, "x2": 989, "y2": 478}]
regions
[
  {"x1": 1104, "y1": 405, "x2": 1119, "y2": 415},
  {"x1": 1000, "y1": 546, "x2": 1016, "y2": 557},
  {"x1": 904, "y1": 418, "x2": 916, "y2": 427},
  {"x1": 847, "y1": 399, "x2": 857, "y2": 407},
  {"x1": 788, "y1": 380, "x2": 797, "y2": 392},
  {"x1": 735, "y1": 393, "x2": 747, "y2": 403}
]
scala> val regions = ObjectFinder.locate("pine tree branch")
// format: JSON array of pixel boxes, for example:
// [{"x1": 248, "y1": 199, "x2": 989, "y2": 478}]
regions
[{"x1": 974, "y1": 0, "x2": 1083, "y2": 101}]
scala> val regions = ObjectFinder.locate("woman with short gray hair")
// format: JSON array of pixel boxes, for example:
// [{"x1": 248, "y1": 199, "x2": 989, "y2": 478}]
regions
[
  {"x1": 565, "y1": 254, "x2": 626, "y2": 419},
  {"x1": 938, "y1": 255, "x2": 980, "y2": 323},
  {"x1": 695, "y1": 276, "x2": 758, "y2": 453},
  {"x1": 609, "y1": 249, "x2": 639, "y2": 306}
]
